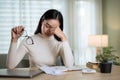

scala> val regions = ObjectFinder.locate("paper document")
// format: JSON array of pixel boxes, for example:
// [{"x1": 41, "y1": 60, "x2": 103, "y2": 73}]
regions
[
  {"x1": 82, "y1": 68, "x2": 96, "y2": 73},
  {"x1": 39, "y1": 66, "x2": 82, "y2": 75}
]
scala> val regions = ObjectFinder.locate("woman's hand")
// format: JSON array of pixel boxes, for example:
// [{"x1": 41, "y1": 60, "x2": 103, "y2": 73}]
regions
[
  {"x1": 11, "y1": 26, "x2": 24, "y2": 42},
  {"x1": 54, "y1": 27, "x2": 67, "y2": 42}
]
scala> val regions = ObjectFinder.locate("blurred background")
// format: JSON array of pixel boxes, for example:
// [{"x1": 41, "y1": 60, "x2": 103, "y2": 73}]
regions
[{"x1": 0, "y1": 0, "x2": 120, "y2": 66}]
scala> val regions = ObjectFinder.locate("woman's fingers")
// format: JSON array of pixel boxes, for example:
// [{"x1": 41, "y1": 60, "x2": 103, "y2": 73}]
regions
[
  {"x1": 54, "y1": 27, "x2": 62, "y2": 36},
  {"x1": 11, "y1": 26, "x2": 24, "y2": 42},
  {"x1": 54, "y1": 27, "x2": 67, "y2": 42},
  {"x1": 17, "y1": 26, "x2": 24, "y2": 34},
  {"x1": 12, "y1": 26, "x2": 24, "y2": 34},
  {"x1": 11, "y1": 26, "x2": 24, "y2": 38}
]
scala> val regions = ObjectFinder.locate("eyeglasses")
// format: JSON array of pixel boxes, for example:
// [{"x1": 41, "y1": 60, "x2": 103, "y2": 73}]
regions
[{"x1": 21, "y1": 30, "x2": 34, "y2": 45}]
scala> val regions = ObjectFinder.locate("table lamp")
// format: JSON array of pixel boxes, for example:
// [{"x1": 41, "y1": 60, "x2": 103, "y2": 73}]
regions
[
  {"x1": 88, "y1": 35, "x2": 108, "y2": 54},
  {"x1": 87, "y1": 35, "x2": 108, "y2": 69}
]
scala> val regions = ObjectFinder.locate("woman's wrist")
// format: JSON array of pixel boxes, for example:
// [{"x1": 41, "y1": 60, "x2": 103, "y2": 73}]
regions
[
  {"x1": 61, "y1": 35, "x2": 67, "y2": 42},
  {"x1": 11, "y1": 38, "x2": 18, "y2": 43}
]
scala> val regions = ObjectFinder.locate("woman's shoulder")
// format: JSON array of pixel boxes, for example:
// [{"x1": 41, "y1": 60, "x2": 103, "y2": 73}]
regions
[{"x1": 28, "y1": 33, "x2": 41, "y2": 39}]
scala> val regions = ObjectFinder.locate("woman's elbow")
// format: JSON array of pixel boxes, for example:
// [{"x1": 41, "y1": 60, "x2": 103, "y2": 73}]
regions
[
  {"x1": 7, "y1": 66, "x2": 15, "y2": 70},
  {"x1": 6, "y1": 63, "x2": 16, "y2": 70},
  {"x1": 65, "y1": 60, "x2": 74, "y2": 67}
]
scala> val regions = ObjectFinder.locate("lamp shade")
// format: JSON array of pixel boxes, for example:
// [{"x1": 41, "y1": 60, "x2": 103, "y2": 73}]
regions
[{"x1": 88, "y1": 35, "x2": 108, "y2": 47}]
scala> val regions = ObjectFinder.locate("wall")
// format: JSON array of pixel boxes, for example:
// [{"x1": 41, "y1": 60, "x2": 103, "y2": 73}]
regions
[{"x1": 102, "y1": 0, "x2": 120, "y2": 57}]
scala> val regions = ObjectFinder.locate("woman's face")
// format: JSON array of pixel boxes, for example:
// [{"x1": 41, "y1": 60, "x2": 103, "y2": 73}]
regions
[{"x1": 41, "y1": 19, "x2": 60, "y2": 37}]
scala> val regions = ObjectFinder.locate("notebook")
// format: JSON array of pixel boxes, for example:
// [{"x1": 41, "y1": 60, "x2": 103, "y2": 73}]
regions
[{"x1": 0, "y1": 68, "x2": 43, "y2": 78}]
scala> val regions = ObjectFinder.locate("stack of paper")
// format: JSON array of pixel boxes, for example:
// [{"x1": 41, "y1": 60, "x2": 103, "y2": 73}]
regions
[{"x1": 39, "y1": 66, "x2": 82, "y2": 75}]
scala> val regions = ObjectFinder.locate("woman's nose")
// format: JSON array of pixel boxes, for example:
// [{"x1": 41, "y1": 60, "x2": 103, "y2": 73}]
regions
[
  {"x1": 45, "y1": 27, "x2": 50, "y2": 31},
  {"x1": 46, "y1": 29, "x2": 50, "y2": 33}
]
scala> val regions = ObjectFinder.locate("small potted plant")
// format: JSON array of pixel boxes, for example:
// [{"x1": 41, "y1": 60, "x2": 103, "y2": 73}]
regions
[{"x1": 96, "y1": 46, "x2": 120, "y2": 73}]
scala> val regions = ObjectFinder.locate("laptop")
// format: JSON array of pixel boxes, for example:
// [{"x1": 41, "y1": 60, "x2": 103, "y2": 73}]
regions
[{"x1": 0, "y1": 68, "x2": 43, "y2": 78}]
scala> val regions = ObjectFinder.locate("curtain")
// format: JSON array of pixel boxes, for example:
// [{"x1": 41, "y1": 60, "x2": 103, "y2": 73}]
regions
[{"x1": 69, "y1": 0, "x2": 102, "y2": 65}]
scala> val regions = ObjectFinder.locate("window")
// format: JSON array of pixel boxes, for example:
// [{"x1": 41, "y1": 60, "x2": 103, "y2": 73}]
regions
[{"x1": 0, "y1": 0, "x2": 67, "y2": 53}]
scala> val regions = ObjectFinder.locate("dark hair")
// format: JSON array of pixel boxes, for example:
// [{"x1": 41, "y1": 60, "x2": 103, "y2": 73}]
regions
[{"x1": 34, "y1": 9, "x2": 63, "y2": 41}]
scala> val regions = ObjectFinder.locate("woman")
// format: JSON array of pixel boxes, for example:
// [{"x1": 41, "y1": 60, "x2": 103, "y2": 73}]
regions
[{"x1": 7, "y1": 9, "x2": 74, "y2": 69}]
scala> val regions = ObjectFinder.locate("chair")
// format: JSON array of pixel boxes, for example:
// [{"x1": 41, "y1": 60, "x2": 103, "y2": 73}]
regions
[{"x1": 0, "y1": 54, "x2": 29, "y2": 69}]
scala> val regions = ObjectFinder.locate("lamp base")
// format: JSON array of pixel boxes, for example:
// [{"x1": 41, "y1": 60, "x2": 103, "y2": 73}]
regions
[{"x1": 96, "y1": 47, "x2": 102, "y2": 54}]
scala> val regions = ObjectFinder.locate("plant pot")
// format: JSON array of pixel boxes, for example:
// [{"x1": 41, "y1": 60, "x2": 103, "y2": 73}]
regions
[{"x1": 100, "y1": 62, "x2": 112, "y2": 73}]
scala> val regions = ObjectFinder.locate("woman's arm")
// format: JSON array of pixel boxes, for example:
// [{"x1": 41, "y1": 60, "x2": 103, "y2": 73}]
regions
[
  {"x1": 54, "y1": 27, "x2": 74, "y2": 67},
  {"x1": 7, "y1": 41, "x2": 28, "y2": 69},
  {"x1": 57, "y1": 41, "x2": 74, "y2": 67},
  {"x1": 6, "y1": 26, "x2": 28, "y2": 69}
]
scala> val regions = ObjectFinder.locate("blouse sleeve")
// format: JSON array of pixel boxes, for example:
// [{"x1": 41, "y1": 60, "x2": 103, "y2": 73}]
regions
[
  {"x1": 57, "y1": 41, "x2": 74, "y2": 67},
  {"x1": 6, "y1": 39, "x2": 29, "y2": 69}
]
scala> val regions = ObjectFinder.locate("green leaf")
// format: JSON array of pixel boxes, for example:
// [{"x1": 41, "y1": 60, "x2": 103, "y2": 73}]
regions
[{"x1": 96, "y1": 46, "x2": 119, "y2": 63}]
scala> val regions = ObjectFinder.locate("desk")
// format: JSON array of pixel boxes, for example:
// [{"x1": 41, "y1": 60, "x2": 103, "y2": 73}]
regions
[{"x1": 0, "y1": 65, "x2": 120, "y2": 80}]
